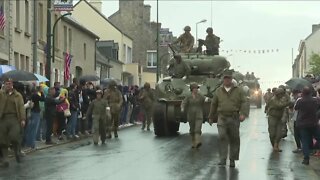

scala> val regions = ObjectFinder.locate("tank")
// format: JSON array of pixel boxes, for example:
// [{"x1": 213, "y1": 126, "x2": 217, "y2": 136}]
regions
[{"x1": 153, "y1": 53, "x2": 230, "y2": 136}]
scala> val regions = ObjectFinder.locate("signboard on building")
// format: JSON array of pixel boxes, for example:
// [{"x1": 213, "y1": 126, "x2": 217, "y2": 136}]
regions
[
  {"x1": 159, "y1": 28, "x2": 173, "y2": 47},
  {"x1": 54, "y1": 0, "x2": 73, "y2": 11}
]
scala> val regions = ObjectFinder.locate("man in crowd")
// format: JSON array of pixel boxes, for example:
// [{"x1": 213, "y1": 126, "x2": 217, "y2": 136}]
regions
[
  {"x1": 139, "y1": 83, "x2": 155, "y2": 131},
  {"x1": 172, "y1": 26, "x2": 195, "y2": 53},
  {"x1": 267, "y1": 88, "x2": 290, "y2": 152},
  {"x1": 168, "y1": 54, "x2": 191, "y2": 79},
  {"x1": 208, "y1": 72, "x2": 249, "y2": 168},
  {"x1": 294, "y1": 87, "x2": 320, "y2": 165},
  {"x1": 0, "y1": 78, "x2": 26, "y2": 167},
  {"x1": 104, "y1": 80, "x2": 123, "y2": 138},
  {"x1": 203, "y1": 27, "x2": 220, "y2": 55}
]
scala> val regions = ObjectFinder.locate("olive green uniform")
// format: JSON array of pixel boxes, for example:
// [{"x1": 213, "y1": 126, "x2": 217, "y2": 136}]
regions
[
  {"x1": 181, "y1": 93, "x2": 205, "y2": 147},
  {"x1": 0, "y1": 90, "x2": 26, "y2": 164},
  {"x1": 209, "y1": 86, "x2": 248, "y2": 161},
  {"x1": 173, "y1": 33, "x2": 195, "y2": 53},
  {"x1": 204, "y1": 34, "x2": 220, "y2": 55},
  {"x1": 86, "y1": 99, "x2": 109, "y2": 144},
  {"x1": 168, "y1": 58, "x2": 191, "y2": 78},
  {"x1": 139, "y1": 89, "x2": 154, "y2": 130},
  {"x1": 267, "y1": 95, "x2": 290, "y2": 146},
  {"x1": 104, "y1": 88, "x2": 123, "y2": 137}
]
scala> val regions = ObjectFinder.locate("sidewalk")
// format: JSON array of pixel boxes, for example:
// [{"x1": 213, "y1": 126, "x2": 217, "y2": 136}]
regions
[{"x1": 9, "y1": 123, "x2": 137, "y2": 157}]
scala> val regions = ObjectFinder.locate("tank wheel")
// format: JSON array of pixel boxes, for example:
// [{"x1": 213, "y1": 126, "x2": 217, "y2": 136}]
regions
[
  {"x1": 153, "y1": 102, "x2": 167, "y2": 136},
  {"x1": 168, "y1": 121, "x2": 180, "y2": 135}
]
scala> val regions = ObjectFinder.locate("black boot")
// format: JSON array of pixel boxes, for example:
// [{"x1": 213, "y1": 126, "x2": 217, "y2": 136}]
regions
[{"x1": 302, "y1": 159, "x2": 309, "y2": 165}]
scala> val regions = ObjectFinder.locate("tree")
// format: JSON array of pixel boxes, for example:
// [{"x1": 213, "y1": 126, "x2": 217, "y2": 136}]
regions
[{"x1": 309, "y1": 53, "x2": 320, "y2": 76}]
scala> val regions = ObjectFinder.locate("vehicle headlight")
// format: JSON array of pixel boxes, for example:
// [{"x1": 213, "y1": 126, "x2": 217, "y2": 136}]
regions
[{"x1": 254, "y1": 91, "x2": 259, "y2": 95}]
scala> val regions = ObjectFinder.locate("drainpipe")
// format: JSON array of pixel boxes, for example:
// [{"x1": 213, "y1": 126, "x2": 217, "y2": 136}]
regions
[{"x1": 32, "y1": 0, "x2": 38, "y2": 73}]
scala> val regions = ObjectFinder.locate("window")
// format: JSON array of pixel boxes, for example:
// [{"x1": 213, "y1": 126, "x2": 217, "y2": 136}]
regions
[
  {"x1": 68, "y1": 28, "x2": 72, "y2": 53},
  {"x1": 0, "y1": 1, "x2": 5, "y2": 36},
  {"x1": 40, "y1": 63, "x2": 43, "y2": 75},
  {"x1": 63, "y1": 26, "x2": 67, "y2": 52},
  {"x1": 147, "y1": 50, "x2": 157, "y2": 67},
  {"x1": 25, "y1": 56, "x2": 29, "y2": 72},
  {"x1": 123, "y1": 44, "x2": 126, "y2": 62},
  {"x1": 83, "y1": 43, "x2": 86, "y2": 60},
  {"x1": 127, "y1": 46, "x2": 132, "y2": 63},
  {"x1": 15, "y1": 1, "x2": 20, "y2": 29},
  {"x1": 38, "y1": 3, "x2": 43, "y2": 40},
  {"x1": 14, "y1": 52, "x2": 19, "y2": 69},
  {"x1": 25, "y1": 0, "x2": 29, "y2": 33},
  {"x1": 54, "y1": 69, "x2": 58, "y2": 83},
  {"x1": 20, "y1": 54, "x2": 25, "y2": 71}
]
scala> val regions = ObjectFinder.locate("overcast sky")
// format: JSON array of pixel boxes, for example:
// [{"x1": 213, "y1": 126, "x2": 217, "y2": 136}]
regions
[{"x1": 97, "y1": 0, "x2": 320, "y2": 90}]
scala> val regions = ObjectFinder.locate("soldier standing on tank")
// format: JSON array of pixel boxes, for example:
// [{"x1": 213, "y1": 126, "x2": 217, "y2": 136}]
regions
[
  {"x1": 208, "y1": 72, "x2": 249, "y2": 168},
  {"x1": 103, "y1": 81, "x2": 123, "y2": 138},
  {"x1": 139, "y1": 83, "x2": 154, "y2": 131},
  {"x1": 181, "y1": 82, "x2": 206, "y2": 148},
  {"x1": 0, "y1": 78, "x2": 26, "y2": 167},
  {"x1": 172, "y1": 26, "x2": 195, "y2": 53},
  {"x1": 168, "y1": 54, "x2": 191, "y2": 79},
  {"x1": 204, "y1": 27, "x2": 220, "y2": 55},
  {"x1": 86, "y1": 90, "x2": 109, "y2": 145},
  {"x1": 267, "y1": 88, "x2": 290, "y2": 152}
]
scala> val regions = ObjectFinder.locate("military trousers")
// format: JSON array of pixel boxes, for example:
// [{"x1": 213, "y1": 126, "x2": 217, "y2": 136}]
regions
[
  {"x1": 142, "y1": 107, "x2": 153, "y2": 129},
  {"x1": 217, "y1": 115, "x2": 240, "y2": 161},
  {"x1": 188, "y1": 116, "x2": 203, "y2": 135},
  {"x1": 93, "y1": 116, "x2": 107, "y2": 144},
  {"x1": 110, "y1": 112, "x2": 120, "y2": 133},
  {"x1": 268, "y1": 116, "x2": 283, "y2": 146},
  {"x1": 0, "y1": 114, "x2": 21, "y2": 146}
]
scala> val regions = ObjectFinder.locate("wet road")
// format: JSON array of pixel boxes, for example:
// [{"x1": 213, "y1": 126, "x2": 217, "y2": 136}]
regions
[{"x1": 1, "y1": 107, "x2": 320, "y2": 180}]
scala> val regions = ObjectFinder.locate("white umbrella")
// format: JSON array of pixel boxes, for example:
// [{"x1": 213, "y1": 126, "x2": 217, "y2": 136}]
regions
[{"x1": 34, "y1": 73, "x2": 49, "y2": 82}]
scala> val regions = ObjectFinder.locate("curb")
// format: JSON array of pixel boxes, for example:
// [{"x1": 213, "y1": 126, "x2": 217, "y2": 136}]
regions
[{"x1": 17, "y1": 123, "x2": 138, "y2": 155}]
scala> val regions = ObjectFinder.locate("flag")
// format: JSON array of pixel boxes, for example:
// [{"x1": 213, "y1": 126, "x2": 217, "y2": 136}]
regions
[
  {"x1": 64, "y1": 52, "x2": 72, "y2": 80},
  {"x1": 0, "y1": 5, "x2": 5, "y2": 31}
]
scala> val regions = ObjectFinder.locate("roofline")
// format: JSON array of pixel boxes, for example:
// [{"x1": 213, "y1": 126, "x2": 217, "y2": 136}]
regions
[
  {"x1": 62, "y1": 16, "x2": 100, "y2": 39},
  {"x1": 74, "y1": 0, "x2": 133, "y2": 41}
]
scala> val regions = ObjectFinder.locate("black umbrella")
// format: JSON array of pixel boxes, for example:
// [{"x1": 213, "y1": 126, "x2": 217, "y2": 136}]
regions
[
  {"x1": 100, "y1": 78, "x2": 122, "y2": 87},
  {"x1": 79, "y1": 75, "x2": 100, "y2": 82},
  {"x1": 1, "y1": 70, "x2": 38, "y2": 81},
  {"x1": 285, "y1": 78, "x2": 313, "y2": 91}
]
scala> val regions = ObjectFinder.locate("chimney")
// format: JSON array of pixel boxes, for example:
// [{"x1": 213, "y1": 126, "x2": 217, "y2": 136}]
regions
[
  {"x1": 312, "y1": 24, "x2": 320, "y2": 33},
  {"x1": 90, "y1": 0, "x2": 102, "y2": 12},
  {"x1": 143, "y1": 5, "x2": 151, "y2": 22}
]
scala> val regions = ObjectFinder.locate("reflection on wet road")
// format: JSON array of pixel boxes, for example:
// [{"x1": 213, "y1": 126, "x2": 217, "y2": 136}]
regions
[{"x1": 0, "y1": 107, "x2": 319, "y2": 180}]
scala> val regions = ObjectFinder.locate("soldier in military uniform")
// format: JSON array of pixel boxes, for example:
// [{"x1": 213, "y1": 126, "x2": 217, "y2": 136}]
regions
[
  {"x1": 267, "y1": 88, "x2": 290, "y2": 152},
  {"x1": 0, "y1": 78, "x2": 26, "y2": 167},
  {"x1": 181, "y1": 82, "x2": 205, "y2": 148},
  {"x1": 204, "y1": 27, "x2": 220, "y2": 55},
  {"x1": 86, "y1": 90, "x2": 109, "y2": 145},
  {"x1": 168, "y1": 54, "x2": 191, "y2": 79},
  {"x1": 208, "y1": 72, "x2": 249, "y2": 168},
  {"x1": 139, "y1": 83, "x2": 154, "y2": 131},
  {"x1": 172, "y1": 26, "x2": 195, "y2": 53},
  {"x1": 103, "y1": 81, "x2": 123, "y2": 138}
]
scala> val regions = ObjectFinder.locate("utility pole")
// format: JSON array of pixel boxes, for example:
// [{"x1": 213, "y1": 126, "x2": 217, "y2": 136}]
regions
[
  {"x1": 156, "y1": 0, "x2": 160, "y2": 82},
  {"x1": 32, "y1": 0, "x2": 38, "y2": 73},
  {"x1": 46, "y1": 0, "x2": 52, "y2": 86}
]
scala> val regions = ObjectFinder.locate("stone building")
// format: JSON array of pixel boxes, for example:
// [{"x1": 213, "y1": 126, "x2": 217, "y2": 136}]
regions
[
  {"x1": 109, "y1": 0, "x2": 174, "y2": 87},
  {"x1": 0, "y1": 0, "x2": 9, "y2": 65},
  {"x1": 73, "y1": 0, "x2": 138, "y2": 86},
  {"x1": 292, "y1": 24, "x2": 320, "y2": 78}
]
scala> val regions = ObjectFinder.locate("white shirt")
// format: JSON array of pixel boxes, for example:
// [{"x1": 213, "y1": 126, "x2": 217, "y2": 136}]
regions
[{"x1": 224, "y1": 86, "x2": 232, "y2": 92}]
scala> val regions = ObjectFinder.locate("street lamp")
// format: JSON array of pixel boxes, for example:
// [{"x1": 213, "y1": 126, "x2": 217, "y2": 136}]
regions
[{"x1": 196, "y1": 19, "x2": 207, "y2": 46}]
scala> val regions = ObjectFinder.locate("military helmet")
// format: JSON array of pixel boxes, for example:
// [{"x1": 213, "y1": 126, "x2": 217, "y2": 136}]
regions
[
  {"x1": 184, "y1": 26, "x2": 191, "y2": 31},
  {"x1": 275, "y1": 88, "x2": 285, "y2": 95},
  {"x1": 144, "y1": 82, "x2": 151, "y2": 89},
  {"x1": 109, "y1": 80, "x2": 117, "y2": 87},
  {"x1": 190, "y1": 82, "x2": 199, "y2": 91},
  {"x1": 267, "y1": 88, "x2": 271, "y2": 92},
  {"x1": 96, "y1": 90, "x2": 103, "y2": 95},
  {"x1": 206, "y1": 27, "x2": 213, "y2": 33}
]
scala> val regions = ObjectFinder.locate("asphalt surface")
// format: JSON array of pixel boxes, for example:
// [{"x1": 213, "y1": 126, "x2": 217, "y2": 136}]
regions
[{"x1": 1, "y1": 107, "x2": 320, "y2": 180}]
